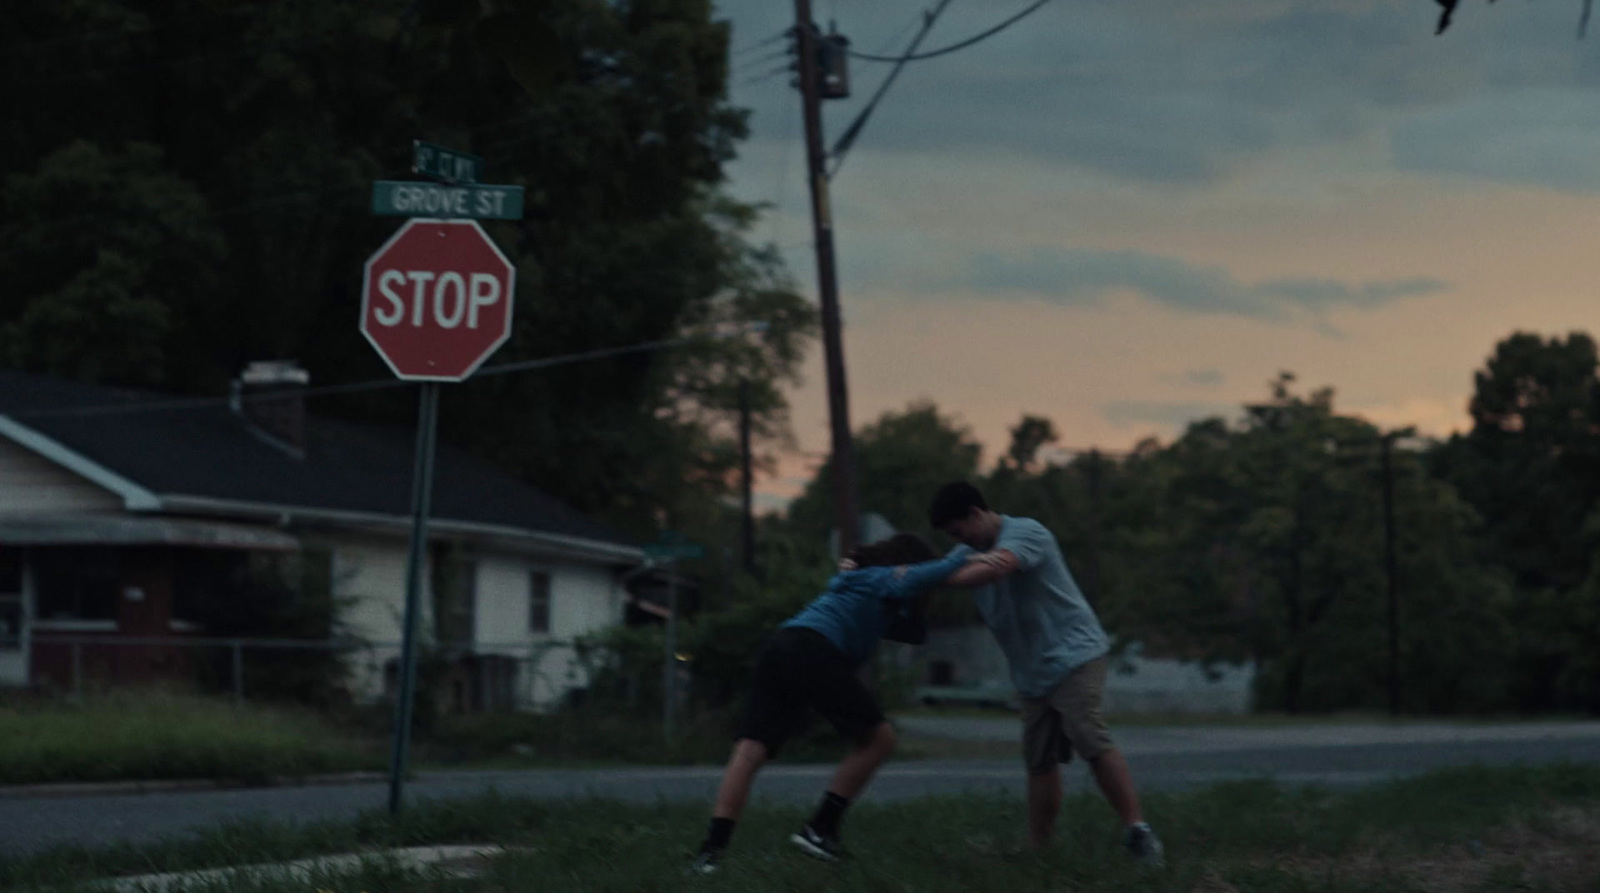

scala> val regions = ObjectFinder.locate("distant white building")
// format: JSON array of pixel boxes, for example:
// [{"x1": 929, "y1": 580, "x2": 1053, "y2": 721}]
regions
[
  {"x1": 0, "y1": 365, "x2": 645, "y2": 711},
  {"x1": 914, "y1": 625, "x2": 1256, "y2": 714}
]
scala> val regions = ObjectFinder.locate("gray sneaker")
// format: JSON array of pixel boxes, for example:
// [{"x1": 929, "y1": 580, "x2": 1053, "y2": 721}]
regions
[
  {"x1": 1125, "y1": 823, "x2": 1165, "y2": 867},
  {"x1": 687, "y1": 847, "x2": 722, "y2": 875},
  {"x1": 790, "y1": 824, "x2": 845, "y2": 862}
]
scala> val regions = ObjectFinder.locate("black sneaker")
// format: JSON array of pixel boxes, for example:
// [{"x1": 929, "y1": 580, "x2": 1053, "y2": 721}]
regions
[
  {"x1": 789, "y1": 823, "x2": 844, "y2": 862},
  {"x1": 1125, "y1": 823, "x2": 1165, "y2": 868},
  {"x1": 688, "y1": 847, "x2": 722, "y2": 876}
]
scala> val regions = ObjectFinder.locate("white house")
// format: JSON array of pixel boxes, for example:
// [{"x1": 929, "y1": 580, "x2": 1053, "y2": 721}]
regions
[{"x1": 0, "y1": 363, "x2": 645, "y2": 710}]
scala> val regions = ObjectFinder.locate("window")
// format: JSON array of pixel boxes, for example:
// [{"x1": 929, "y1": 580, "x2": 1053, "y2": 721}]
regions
[
  {"x1": 0, "y1": 550, "x2": 20, "y2": 650},
  {"x1": 33, "y1": 548, "x2": 118, "y2": 622},
  {"x1": 529, "y1": 571, "x2": 551, "y2": 633}
]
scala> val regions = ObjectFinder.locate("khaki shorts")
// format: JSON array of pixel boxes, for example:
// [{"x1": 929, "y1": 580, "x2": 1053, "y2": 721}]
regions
[{"x1": 1020, "y1": 656, "x2": 1114, "y2": 775}]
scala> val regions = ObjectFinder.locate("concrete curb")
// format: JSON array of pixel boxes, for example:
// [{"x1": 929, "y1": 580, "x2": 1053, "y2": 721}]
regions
[
  {"x1": 92, "y1": 844, "x2": 508, "y2": 892},
  {"x1": 0, "y1": 770, "x2": 388, "y2": 800}
]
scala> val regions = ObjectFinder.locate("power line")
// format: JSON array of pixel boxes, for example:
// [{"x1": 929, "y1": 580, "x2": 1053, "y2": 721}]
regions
[
  {"x1": 6, "y1": 327, "x2": 769, "y2": 421},
  {"x1": 733, "y1": 46, "x2": 792, "y2": 75},
  {"x1": 740, "y1": 65, "x2": 792, "y2": 88},
  {"x1": 731, "y1": 28, "x2": 791, "y2": 57},
  {"x1": 828, "y1": 0, "x2": 955, "y2": 177},
  {"x1": 847, "y1": 0, "x2": 1051, "y2": 62}
]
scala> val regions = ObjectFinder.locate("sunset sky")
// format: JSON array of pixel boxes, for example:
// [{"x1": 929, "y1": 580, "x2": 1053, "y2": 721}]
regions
[{"x1": 714, "y1": 0, "x2": 1600, "y2": 509}]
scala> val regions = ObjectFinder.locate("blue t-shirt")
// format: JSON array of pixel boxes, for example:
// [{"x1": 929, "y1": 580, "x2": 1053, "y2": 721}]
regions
[
  {"x1": 948, "y1": 515, "x2": 1108, "y2": 699},
  {"x1": 782, "y1": 553, "x2": 964, "y2": 665}
]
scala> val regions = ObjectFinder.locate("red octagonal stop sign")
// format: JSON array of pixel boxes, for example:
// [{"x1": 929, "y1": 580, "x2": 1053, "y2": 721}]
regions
[{"x1": 361, "y1": 218, "x2": 516, "y2": 381}]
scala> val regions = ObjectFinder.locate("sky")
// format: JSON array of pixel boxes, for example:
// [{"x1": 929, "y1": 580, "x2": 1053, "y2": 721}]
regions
[{"x1": 712, "y1": 0, "x2": 1600, "y2": 510}]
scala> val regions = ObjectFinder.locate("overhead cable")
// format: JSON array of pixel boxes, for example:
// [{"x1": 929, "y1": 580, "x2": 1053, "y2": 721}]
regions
[{"x1": 847, "y1": 0, "x2": 1051, "y2": 63}]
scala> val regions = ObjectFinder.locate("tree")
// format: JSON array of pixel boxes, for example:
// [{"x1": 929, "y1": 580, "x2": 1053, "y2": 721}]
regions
[
  {"x1": 1435, "y1": 332, "x2": 1600, "y2": 592},
  {"x1": 784, "y1": 401, "x2": 983, "y2": 546},
  {"x1": 1431, "y1": 331, "x2": 1600, "y2": 710},
  {"x1": 0, "y1": 142, "x2": 225, "y2": 385},
  {"x1": 1, "y1": 0, "x2": 814, "y2": 537},
  {"x1": 1000, "y1": 414, "x2": 1058, "y2": 472},
  {"x1": 1104, "y1": 375, "x2": 1513, "y2": 713}
]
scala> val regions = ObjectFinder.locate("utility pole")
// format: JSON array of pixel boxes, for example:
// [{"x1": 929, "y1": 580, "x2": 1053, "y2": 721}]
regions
[
  {"x1": 739, "y1": 377, "x2": 756, "y2": 576},
  {"x1": 1381, "y1": 434, "x2": 1400, "y2": 716},
  {"x1": 793, "y1": 0, "x2": 861, "y2": 554},
  {"x1": 1085, "y1": 449, "x2": 1103, "y2": 608}
]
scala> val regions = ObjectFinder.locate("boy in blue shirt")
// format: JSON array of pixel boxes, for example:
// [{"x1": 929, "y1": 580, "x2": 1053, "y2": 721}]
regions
[{"x1": 690, "y1": 533, "x2": 971, "y2": 874}]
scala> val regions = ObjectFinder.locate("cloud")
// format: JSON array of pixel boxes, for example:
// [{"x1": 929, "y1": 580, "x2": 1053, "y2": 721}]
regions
[
  {"x1": 1161, "y1": 369, "x2": 1225, "y2": 387},
  {"x1": 947, "y1": 247, "x2": 1449, "y2": 324},
  {"x1": 1102, "y1": 400, "x2": 1239, "y2": 429},
  {"x1": 731, "y1": 0, "x2": 1597, "y2": 189},
  {"x1": 1390, "y1": 89, "x2": 1600, "y2": 192}
]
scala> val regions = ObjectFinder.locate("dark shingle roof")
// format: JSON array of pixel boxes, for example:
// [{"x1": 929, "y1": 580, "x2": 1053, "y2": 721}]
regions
[{"x1": 0, "y1": 371, "x2": 636, "y2": 550}]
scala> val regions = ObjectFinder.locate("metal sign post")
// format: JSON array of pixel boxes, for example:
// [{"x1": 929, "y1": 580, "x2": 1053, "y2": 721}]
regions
[
  {"x1": 369, "y1": 141, "x2": 521, "y2": 815},
  {"x1": 387, "y1": 381, "x2": 439, "y2": 815}
]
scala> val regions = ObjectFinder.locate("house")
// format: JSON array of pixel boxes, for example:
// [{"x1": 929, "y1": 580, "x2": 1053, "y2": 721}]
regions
[
  {"x1": 0, "y1": 363, "x2": 646, "y2": 710},
  {"x1": 914, "y1": 626, "x2": 1256, "y2": 714}
]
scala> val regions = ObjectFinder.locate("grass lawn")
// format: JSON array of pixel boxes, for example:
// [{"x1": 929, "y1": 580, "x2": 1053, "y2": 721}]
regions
[
  {"x1": 5, "y1": 764, "x2": 1598, "y2": 892},
  {"x1": 0, "y1": 693, "x2": 877, "y2": 787},
  {"x1": 0, "y1": 692, "x2": 381, "y2": 786},
  {"x1": 893, "y1": 705, "x2": 1600, "y2": 728}
]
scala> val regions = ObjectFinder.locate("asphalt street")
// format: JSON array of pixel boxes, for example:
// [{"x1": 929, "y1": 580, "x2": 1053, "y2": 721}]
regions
[{"x1": 1, "y1": 720, "x2": 1596, "y2": 857}]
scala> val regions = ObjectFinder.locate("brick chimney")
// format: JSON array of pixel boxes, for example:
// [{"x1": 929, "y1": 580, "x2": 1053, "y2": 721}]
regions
[{"x1": 231, "y1": 360, "x2": 310, "y2": 456}]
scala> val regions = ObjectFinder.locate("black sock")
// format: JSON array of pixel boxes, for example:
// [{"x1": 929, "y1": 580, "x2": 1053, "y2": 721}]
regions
[
  {"x1": 700, "y1": 817, "x2": 735, "y2": 853},
  {"x1": 810, "y1": 792, "x2": 850, "y2": 837}
]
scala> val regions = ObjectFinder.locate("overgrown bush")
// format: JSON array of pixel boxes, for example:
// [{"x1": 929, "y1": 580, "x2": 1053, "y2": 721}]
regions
[{"x1": 191, "y1": 550, "x2": 355, "y2": 708}]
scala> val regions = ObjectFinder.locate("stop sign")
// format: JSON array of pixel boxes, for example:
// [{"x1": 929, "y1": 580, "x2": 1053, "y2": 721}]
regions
[{"x1": 361, "y1": 218, "x2": 516, "y2": 381}]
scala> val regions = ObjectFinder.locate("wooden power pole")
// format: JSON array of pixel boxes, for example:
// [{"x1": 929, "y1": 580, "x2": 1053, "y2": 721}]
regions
[{"x1": 793, "y1": 0, "x2": 861, "y2": 553}]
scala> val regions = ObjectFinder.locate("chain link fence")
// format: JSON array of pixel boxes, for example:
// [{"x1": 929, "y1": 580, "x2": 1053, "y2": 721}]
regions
[{"x1": 21, "y1": 635, "x2": 603, "y2": 713}]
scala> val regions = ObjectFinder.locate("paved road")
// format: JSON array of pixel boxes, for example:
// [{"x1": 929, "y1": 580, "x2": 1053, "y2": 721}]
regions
[{"x1": 1, "y1": 721, "x2": 1596, "y2": 857}]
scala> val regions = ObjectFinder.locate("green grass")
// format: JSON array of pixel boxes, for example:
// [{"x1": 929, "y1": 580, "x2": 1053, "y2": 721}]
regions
[
  {"x1": 5, "y1": 763, "x2": 1598, "y2": 892},
  {"x1": 413, "y1": 707, "x2": 867, "y2": 768},
  {"x1": 0, "y1": 694, "x2": 873, "y2": 787},
  {"x1": 894, "y1": 705, "x2": 1600, "y2": 727},
  {"x1": 0, "y1": 692, "x2": 381, "y2": 785}
]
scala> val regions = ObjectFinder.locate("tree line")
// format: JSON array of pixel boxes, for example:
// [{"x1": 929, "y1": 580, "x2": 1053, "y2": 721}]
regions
[{"x1": 771, "y1": 332, "x2": 1600, "y2": 715}]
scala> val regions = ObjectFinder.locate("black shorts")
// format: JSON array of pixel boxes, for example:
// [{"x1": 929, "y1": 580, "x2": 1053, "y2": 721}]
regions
[{"x1": 736, "y1": 626, "x2": 884, "y2": 756}]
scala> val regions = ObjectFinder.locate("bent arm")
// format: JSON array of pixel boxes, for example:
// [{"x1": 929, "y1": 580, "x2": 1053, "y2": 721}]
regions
[{"x1": 944, "y1": 549, "x2": 1020, "y2": 588}]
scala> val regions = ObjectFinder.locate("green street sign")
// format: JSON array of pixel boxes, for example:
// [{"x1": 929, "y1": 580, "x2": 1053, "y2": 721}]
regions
[
  {"x1": 644, "y1": 542, "x2": 704, "y2": 561},
  {"x1": 371, "y1": 181, "x2": 524, "y2": 220},
  {"x1": 412, "y1": 140, "x2": 482, "y2": 184}
]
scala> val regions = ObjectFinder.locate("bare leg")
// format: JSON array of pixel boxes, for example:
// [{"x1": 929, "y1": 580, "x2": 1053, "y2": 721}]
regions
[
  {"x1": 712, "y1": 738, "x2": 769, "y2": 820},
  {"x1": 826, "y1": 721, "x2": 897, "y2": 799},
  {"x1": 1087, "y1": 748, "x2": 1143, "y2": 825},
  {"x1": 1027, "y1": 767, "x2": 1063, "y2": 849}
]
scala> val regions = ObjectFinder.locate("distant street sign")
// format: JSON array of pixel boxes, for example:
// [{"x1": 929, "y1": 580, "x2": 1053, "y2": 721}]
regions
[
  {"x1": 412, "y1": 140, "x2": 482, "y2": 184},
  {"x1": 360, "y1": 218, "x2": 516, "y2": 381},
  {"x1": 372, "y1": 181, "x2": 524, "y2": 221},
  {"x1": 644, "y1": 542, "x2": 704, "y2": 561}
]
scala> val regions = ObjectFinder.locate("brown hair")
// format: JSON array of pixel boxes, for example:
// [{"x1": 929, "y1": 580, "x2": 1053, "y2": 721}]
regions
[{"x1": 847, "y1": 533, "x2": 937, "y2": 569}]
